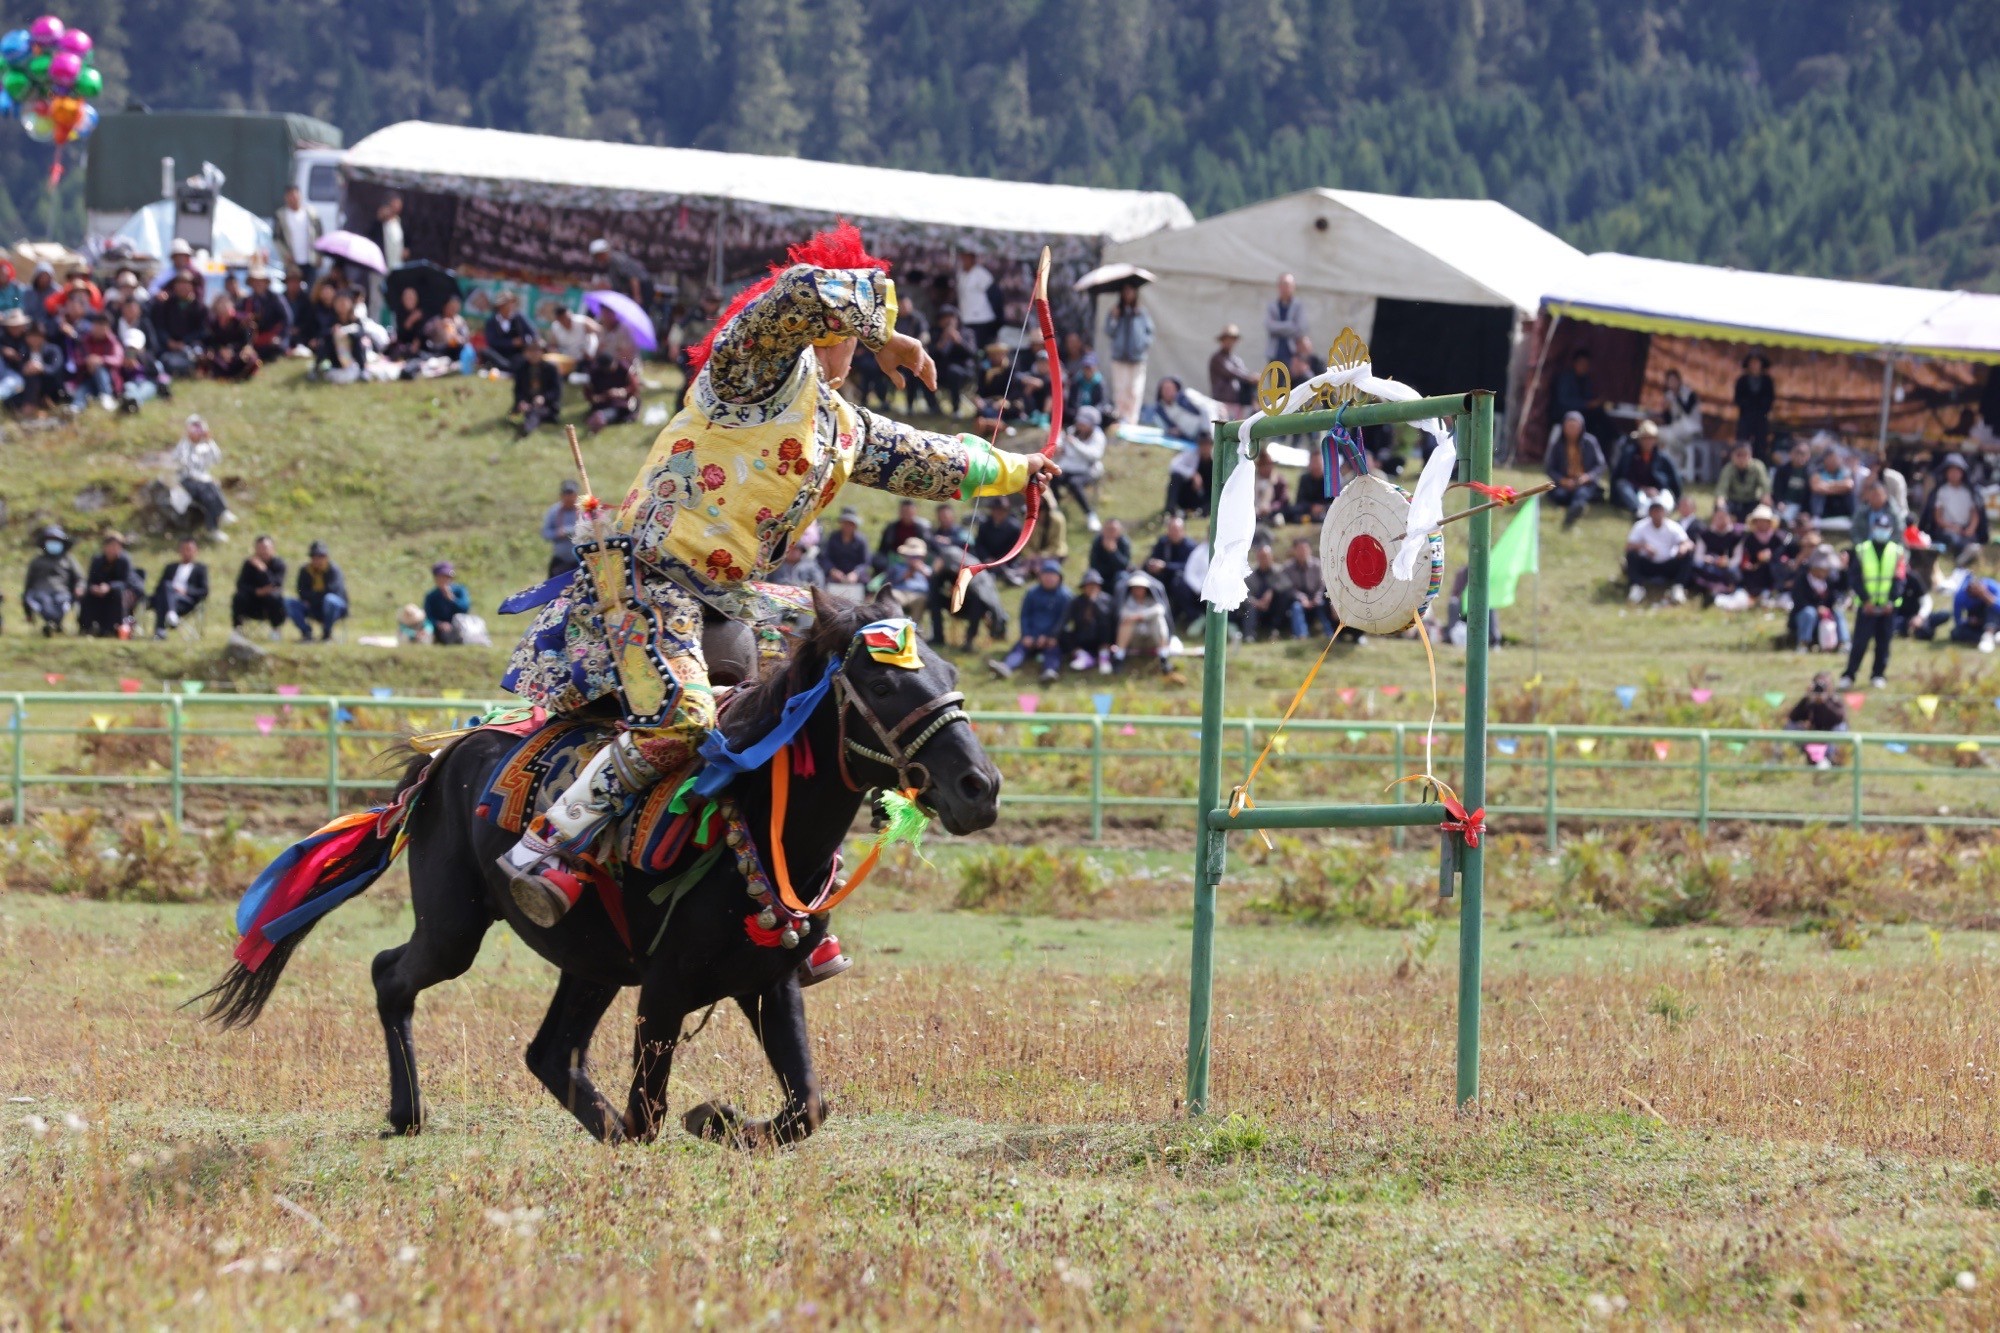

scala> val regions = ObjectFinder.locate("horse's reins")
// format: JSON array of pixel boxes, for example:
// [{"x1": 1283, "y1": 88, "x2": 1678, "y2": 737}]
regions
[{"x1": 761, "y1": 634, "x2": 972, "y2": 918}]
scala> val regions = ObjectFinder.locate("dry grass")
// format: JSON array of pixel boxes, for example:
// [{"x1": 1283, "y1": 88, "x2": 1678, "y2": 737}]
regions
[{"x1": 1, "y1": 892, "x2": 1998, "y2": 1326}]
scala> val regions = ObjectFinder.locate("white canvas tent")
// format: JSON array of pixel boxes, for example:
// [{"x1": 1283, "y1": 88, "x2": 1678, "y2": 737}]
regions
[
  {"x1": 1104, "y1": 188, "x2": 1585, "y2": 404},
  {"x1": 112, "y1": 195, "x2": 273, "y2": 265}
]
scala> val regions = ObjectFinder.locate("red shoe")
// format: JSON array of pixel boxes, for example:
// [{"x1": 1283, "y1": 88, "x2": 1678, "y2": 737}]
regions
[{"x1": 799, "y1": 933, "x2": 851, "y2": 987}]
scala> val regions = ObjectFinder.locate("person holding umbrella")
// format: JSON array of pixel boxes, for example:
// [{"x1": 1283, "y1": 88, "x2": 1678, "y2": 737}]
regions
[{"x1": 496, "y1": 221, "x2": 1053, "y2": 931}]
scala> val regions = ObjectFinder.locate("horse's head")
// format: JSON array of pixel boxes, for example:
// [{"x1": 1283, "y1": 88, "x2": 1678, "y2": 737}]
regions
[{"x1": 807, "y1": 588, "x2": 1002, "y2": 835}]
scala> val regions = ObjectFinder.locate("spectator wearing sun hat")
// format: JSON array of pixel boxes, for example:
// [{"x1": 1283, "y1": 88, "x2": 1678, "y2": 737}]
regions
[
  {"x1": 1061, "y1": 566, "x2": 1118, "y2": 673},
  {"x1": 423, "y1": 560, "x2": 472, "y2": 645},
  {"x1": 1208, "y1": 323, "x2": 1258, "y2": 417},
  {"x1": 243, "y1": 266, "x2": 292, "y2": 357}
]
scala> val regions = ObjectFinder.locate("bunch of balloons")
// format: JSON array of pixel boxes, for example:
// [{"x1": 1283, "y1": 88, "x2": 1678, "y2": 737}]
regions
[{"x1": 0, "y1": 15, "x2": 100, "y2": 149}]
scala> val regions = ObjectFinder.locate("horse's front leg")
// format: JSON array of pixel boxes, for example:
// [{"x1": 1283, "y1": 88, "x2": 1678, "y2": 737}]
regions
[
  {"x1": 683, "y1": 976, "x2": 825, "y2": 1149},
  {"x1": 626, "y1": 976, "x2": 690, "y2": 1142}
]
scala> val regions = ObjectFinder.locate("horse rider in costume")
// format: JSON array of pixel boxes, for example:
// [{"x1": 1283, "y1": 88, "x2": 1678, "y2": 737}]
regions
[{"x1": 497, "y1": 223, "x2": 1051, "y2": 928}]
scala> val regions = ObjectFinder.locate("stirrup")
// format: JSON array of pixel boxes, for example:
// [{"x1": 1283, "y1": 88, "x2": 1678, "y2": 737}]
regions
[
  {"x1": 497, "y1": 850, "x2": 587, "y2": 929},
  {"x1": 799, "y1": 934, "x2": 852, "y2": 987}
]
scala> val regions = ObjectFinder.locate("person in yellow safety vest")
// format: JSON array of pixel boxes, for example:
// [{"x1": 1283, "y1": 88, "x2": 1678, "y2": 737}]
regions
[{"x1": 1842, "y1": 509, "x2": 1906, "y2": 689}]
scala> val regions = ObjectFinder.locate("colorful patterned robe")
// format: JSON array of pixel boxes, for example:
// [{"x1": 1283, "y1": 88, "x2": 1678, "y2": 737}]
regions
[{"x1": 501, "y1": 263, "x2": 1029, "y2": 772}]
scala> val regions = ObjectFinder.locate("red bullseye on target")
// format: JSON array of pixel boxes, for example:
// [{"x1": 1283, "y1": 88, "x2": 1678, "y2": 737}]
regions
[
  {"x1": 1319, "y1": 475, "x2": 1445, "y2": 635},
  {"x1": 1344, "y1": 534, "x2": 1388, "y2": 590}
]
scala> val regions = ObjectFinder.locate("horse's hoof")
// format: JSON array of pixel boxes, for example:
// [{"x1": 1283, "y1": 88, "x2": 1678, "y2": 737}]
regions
[
  {"x1": 381, "y1": 1123, "x2": 422, "y2": 1139},
  {"x1": 682, "y1": 1101, "x2": 741, "y2": 1143}
]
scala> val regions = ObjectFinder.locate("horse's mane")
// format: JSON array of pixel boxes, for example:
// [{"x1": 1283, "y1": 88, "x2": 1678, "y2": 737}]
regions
[{"x1": 716, "y1": 596, "x2": 874, "y2": 749}]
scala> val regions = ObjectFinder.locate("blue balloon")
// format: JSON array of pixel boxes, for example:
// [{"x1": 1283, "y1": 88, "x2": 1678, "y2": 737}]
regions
[
  {"x1": 0, "y1": 91, "x2": 14, "y2": 118},
  {"x1": 0, "y1": 30, "x2": 29, "y2": 64},
  {"x1": 73, "y1": 102, "x2": 95, "y2": 139}
]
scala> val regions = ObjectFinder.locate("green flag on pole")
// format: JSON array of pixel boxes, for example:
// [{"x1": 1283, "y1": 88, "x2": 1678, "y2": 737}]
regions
[{"x1": 1486, "y1": 495, "x2": 1539, "y2": 611}]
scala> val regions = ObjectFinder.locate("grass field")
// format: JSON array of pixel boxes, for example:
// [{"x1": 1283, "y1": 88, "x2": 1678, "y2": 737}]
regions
[
  {"x1": 3, "y1": 888, "x2": 1998, "y2": 1326},
  {"x1": 5, "y1": 364, "x2": 2000, "y2": 1326}
]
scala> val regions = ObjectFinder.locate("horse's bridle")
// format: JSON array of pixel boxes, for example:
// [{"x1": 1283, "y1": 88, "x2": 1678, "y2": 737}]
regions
[{"x1": 829, "y1": 640, "x2": 968, "y2": 797}]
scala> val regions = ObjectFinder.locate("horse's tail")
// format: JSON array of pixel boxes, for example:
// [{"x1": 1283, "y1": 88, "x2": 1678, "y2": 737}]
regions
[{"x1": 194, "y1": 750, "x2": 435, "y2": 1029}]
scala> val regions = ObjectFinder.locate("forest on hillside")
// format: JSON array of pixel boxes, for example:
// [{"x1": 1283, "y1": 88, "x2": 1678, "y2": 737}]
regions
[{"x1": 6, "y1": 0, "x2": 2000, "y2": 288}]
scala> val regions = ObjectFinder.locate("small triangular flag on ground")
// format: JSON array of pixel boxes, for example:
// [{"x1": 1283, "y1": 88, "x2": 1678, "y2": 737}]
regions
[
  {"x1": 1805, "y1": 743, "x2": 1829, "y2": 765},
  {"x1": 1496, "y1": 737, "x2": 1519, "y2": 755},
  {"x1": 1337, "y1": 687, "x2": 1356, "y2": 704},
  {"x1": 1576, "y1": 737, "x2": 1598, "y2": 755},
  {"x1": 1957, "y1": 740, "x2": 1980, "y2": 753},
  {"x1": 1885, "y1": 742, "x2": 1908, "y2": 753},
  {"x1": 276, "y1": 684, "x2": 301, "y2": 696},
  {"x1": 1345, "y1": 729, "x2": 1366, "y2": 743},
  {"x1": 1763, "y1": 691, "x2": 1786, "y2": 707},
  {"x1": 118, "y1": 678, "x2": 141, "y2": 694},
  {"x1": 441, "y1": 688, "x2": 466, "y2": 701},
  {"x1": 371, "y1": 686, "x2": 395, "y2": 699},
  {"x1": 1016, "y1": 694, "x2": 1039, "y2": 714},
  {"x1": 1844, "y1": 692, "x2": 1865, "y2": 710},
  {"x1": 1690, "y1": 688, "x2": 1712, "y2": 703},
  {"x1": 1270, "y1": 734, "x2": 1288, "y2": 754},
  {"x1": 254, "y1": 716, "x2": 276, "y2": 736},
  {"x1": 1652, "y1": 740, "x2": 1670, "y2": 760},
  {"x1": 1120, "y1": 724, "x2": 1137, "y2": 736},
  {"x1": 1615, "y1": 685, "x2": 1638, "y2": 709},
  {"x1": 90, "y1": 714, "x2": 112, "y2": 732},
  {"x1": 1379, "y1": 685, "x2": 1401, "y2": 698},
  {"x1": 1727, "y1": 741, "x2": 1747, "y2": 753},
  {"x1": 42, "y1": 673, "x2": 61, "y2": 685},
  {"x1": 1028, "y1": 724, "x2": 1051, "y2": 737},
  {"x1": 1916, "y1": 695, "x2": 1939, "y2": 718},
  {"x1": 1091, "y1": 693, "x2": 1113, "y2": 717},
  {"x1": 180, "y1": 681, "x2": 204, "y2": 694}
]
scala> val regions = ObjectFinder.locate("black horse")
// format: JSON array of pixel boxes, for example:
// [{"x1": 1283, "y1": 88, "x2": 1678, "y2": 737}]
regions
[{"x1": 199, "y1": 592, "x2": 1001, "y2": 1146}]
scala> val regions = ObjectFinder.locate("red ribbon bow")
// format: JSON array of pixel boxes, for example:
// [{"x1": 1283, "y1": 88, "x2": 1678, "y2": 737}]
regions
[{"x1": 1440, "y1": 795, "x2": 1486, "y2": 848}]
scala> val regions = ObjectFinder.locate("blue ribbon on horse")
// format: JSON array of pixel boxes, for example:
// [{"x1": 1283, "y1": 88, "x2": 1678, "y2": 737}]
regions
[
  {"x1": 688, "y1": 658, "x2": 840, "y2": 798},
  {"x1": 497, "y1": 569, "x2": 578, "y2": 617}
]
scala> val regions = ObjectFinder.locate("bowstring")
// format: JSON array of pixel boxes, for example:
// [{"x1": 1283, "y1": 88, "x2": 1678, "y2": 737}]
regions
[{"x1": 986, "y1": 291, "x2": 1039, "y2": 449}]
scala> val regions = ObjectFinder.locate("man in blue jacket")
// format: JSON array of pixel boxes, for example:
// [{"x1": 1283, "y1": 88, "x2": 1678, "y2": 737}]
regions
[
  {"x1": 287, "y1": 540, "x2": 348, "y2": 641},
  {"x1": 988, "y1": 559, "x2": 1073, "y2": 682}
]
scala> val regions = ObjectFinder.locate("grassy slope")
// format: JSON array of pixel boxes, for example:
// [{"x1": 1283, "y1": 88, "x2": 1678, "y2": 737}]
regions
[{"x1": 2, "y1": 894, "x2": 1998, "y2": 1326}]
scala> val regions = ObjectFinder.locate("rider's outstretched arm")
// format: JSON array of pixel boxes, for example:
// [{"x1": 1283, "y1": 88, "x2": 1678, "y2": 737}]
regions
[
  {"x1": 705, "y1": 265, "x2": 897, "y2": 406},
  {"x1": 849, "y1": 407, "x2": 1036, "y2": 503}
]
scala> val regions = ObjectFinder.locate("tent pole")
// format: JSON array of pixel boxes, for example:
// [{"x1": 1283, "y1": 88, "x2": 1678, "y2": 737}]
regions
[
  {"x1": 1517, "y1": 312, "x2": 1562, "y2": 463},
  {"x1": 1876, "y1": 352, "x2": 1896, "y2": 455}
]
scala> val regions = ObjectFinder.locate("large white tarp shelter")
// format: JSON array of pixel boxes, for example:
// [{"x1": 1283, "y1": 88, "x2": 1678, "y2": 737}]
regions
[
  {"x1": 1104, "y1": 188, "x2": 1586, "y2": 400},
  {"x1": 1542, "y1": 252, "x2": 2000, "y2": 365}
]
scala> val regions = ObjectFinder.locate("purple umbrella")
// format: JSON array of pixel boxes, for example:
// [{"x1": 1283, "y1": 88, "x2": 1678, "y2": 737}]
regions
[
  {"x1": 315, "y1": 230, "x2": 387, "y2": 275},
  {"x1": 582, "y1": 289, "x2": 657, "y2": 351}
]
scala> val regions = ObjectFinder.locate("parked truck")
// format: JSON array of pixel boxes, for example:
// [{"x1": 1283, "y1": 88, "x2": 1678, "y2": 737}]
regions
[{"x1": 84, "y1": 110, "x2": 344, "y2": 244}]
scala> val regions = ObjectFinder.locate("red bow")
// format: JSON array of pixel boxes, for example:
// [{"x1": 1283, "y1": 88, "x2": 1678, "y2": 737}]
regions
[
  {"x1": 1440, "y1": 796, "x2": 1486, "y2": 848},
  {"x1": 952, "y1": 247, "x2": 1062, "y2": 610}
]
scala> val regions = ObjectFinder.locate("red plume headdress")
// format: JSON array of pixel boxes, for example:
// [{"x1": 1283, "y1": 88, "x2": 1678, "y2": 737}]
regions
[{"x1": 684, "y1": 220, "x2": 890, "y2": 378}]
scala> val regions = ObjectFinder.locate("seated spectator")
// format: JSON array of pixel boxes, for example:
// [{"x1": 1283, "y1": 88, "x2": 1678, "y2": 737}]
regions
[
  {"x1": 71, "y1": 315, "x2": 123, "y2": 410},
  {"x1": 288, "y1": 540, "x2": 348, "y2": 641},
  {"x1": 988, "y1": 559, "x2": 1071, "y2": 682},
  {"x1": 78, "y1": 531, "x2": 140, "y2": 637},
  {"x1": 1027, "y1": 490, "x2": 1068, "y2": 566},
  {"x1": 1611, "y1": 421, "x2": 1680, "y2": 516},
  {"x1": 1282, "y1": 536, "x2": 1331, "y2": 638},
  {"x1": 387, "y1": 286, "x2": 428, "y2": 359},
  {"x1": 0, "y1": 306, "x2": 33, "y2": 400},
  {"x1": 1790, "y1": 548, "x2": 1847, "y2": 652},
  {"x1": 1736, "y1": 504, "x2": 1800, "y2": 600},
  {"x1": 1810, "y1": 445, "x2": 1857, "y2": 526},
  {"x1": 1624, "y1": 498, "x2": 1693, "y2": 603},
  {"x1": 1289, "y1": 447, "x2": 1335, "y2": 525},
  {"x1": 929, "y1": 502, "x2": 969, "y2": 556},
  {"x1": 924, "y1": 306, "x2": 978, "y2": 416},
  {"x1": 294, "y1": 276, "x2": 339, "y2": 353},
  {"x1": 885, "y1": 536, "x2": 931, "y2": 618},
  {"x1": 315, "y1": 291, "x2": 380, "y2": 384},
  {"x1": 770, "y1": 540, "x2": 825, "y2": 589},
  {"x1": 1146, "y1": 375, "x2": 1219, "y2": 446},
  {"x1": 242, "y1": 267, "x2": 291, "y2": 359},
  {"x1": 21, "y1": 523, "x2": 81, "y2": 635},
  {"x1": 1066, "y1": 345, "x2": 1107, "y2": 424},
  {"x1": 1916, "y1": 548, "x2": 2000, "y2": 649},
  {"x1": 1088, "y1": 516, "x2": 1131, "y2": 592},
  {"x1": 423, "y1": 561, "x2": 471, "y2": 644},
  {"x1": 878, "y1": 498, "x2": 933, "y2": 560},
  {"x1": 202, "y1": 295, "x2": 260, "y2": 381},
  {"x1": 1114, "y1": 571, "x2": 1174, "y2": 672},
  {"x1": 1783, "y1": 672, "x2": 1848, "y2": 769},
  {"x1": 1544, "y1": 411, "x2": 1607, "y2": 529},
  {"x1": 1769, "y1": 439, "x2": 1815, "y2": 525},
  {"x1": 1239, "y1": 543, "x2": 1295, "y2": 641},
  {"x1": 152, "y1": 272, "x2": 209, "y2": 376},
  {"x1": 819, "y1": 507, "x2": 871, "y2": 596},
  {"x1": 972, "y1": 342, "x2": 1022, "y2": 433},
  {"x1": 511, "y1": 338, "x2": 562, "y2": 435},
  {"x1": 4, "y1": 319, "x2": 62, "y2": 413},
  {"x1": 1061, "y1": 567, "x2": 1117, "y2": 673},
  {"x1": 481, "y1": 292, "x2": 535, "y2": 374},
  {"x1": 543, "y1": 478, "x2": 582, "y2": 577},
  {"x1": 114, "y1": 297, "x2": 169, "y2": 406},
  {"x1": 1715, "y1": 440, "x2": 1771, "y2": 520},
  {"x1": 1052, "y1": 404, "x2": 1107, "y2": 531},
  {"x1": 1144, "y1": 514, "x2": 1201, "y2": 629},
  {"x1": 971, "y1": 499, "x2": 1023, "y2": 586},
  {"x1": 1920, "y1": 453, "x2": 1986, "y2": 556},
  {"x1": 1690, "y1": 501, "x2": 1744, "y2": 601},
  {"x1": 149, "y1": 537, "x2": 209, "y2": 639},
  {"x1": 543, "y1": 303, "x2": 600, "y2": 376},
  {"x1": 598, "y1": 308, "x2": 641, "y2": 372},
  {"x1": 582, "y1": 350, "x2": 640, "y2": 433},
  {"x1": 1657, "y1": 368, "x2": 1703, "y2": 448},
  {"x1": 1252, "y1": 452, "x2": 1292, "y2": 524},
  {"x1": 924, "y1": 545, "x2": 1005, "y2": 649},
  {"x1": 424, "y1": 296, "x2": 472, "y2": 361},
  {"x1": 171, "y1": 414, "x2": 231, "y2": 535},
  {"x1": 1167, "y1": 437, "x2": 1214, "y2": 518},
  {"x1": 231, "y1": 535, "x2": 289, "y2": 634}
]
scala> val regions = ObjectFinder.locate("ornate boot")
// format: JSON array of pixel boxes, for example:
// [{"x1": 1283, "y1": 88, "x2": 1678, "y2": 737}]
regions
[
  {"x1": 799, "y1": 933, "x2": 852, "y2": 987},
  {"x1": 497, "y1": 732, "x2": 660, "y2": 927}
]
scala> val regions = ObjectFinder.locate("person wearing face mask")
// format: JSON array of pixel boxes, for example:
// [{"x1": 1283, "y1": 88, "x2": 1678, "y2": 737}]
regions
[{"x1": 22, "y1": 524, "x2": 83, "y2": 635}]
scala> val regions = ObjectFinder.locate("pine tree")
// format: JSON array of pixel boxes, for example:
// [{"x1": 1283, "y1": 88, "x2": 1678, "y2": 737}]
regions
[
  {"x1": 523, "y1": 0, "x2": 594, "y2": 138},
  {"x1": 722, "y1": 0, "x2": 806, "y2": 156}
]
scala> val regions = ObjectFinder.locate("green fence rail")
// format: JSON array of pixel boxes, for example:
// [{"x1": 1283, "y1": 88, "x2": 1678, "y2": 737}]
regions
[{"x1": 2, "y1": 692, "x2": 1997, "y2": 844}]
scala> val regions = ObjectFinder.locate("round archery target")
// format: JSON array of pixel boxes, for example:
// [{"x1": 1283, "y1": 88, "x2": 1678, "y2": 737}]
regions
[{"x1": 1319, "y1": 474, "x2": 1445, "y2": 635}]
